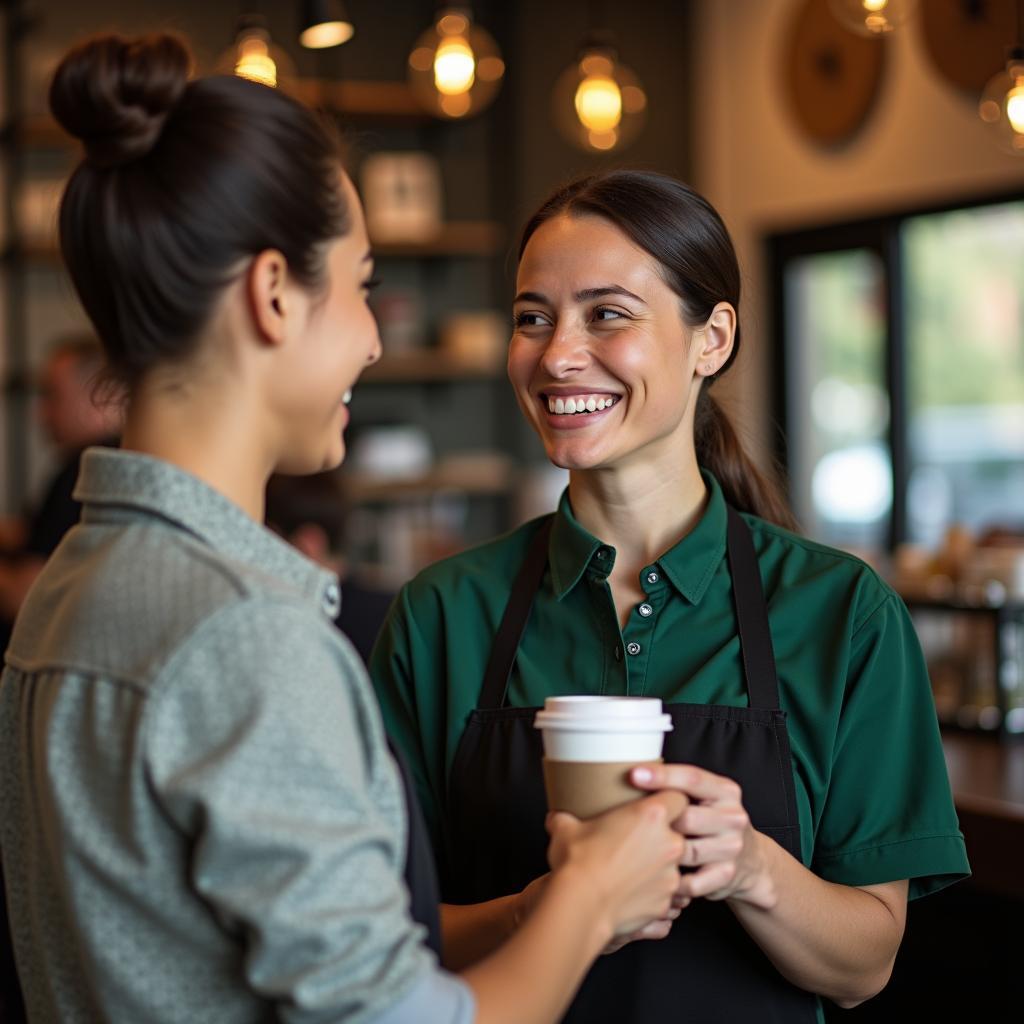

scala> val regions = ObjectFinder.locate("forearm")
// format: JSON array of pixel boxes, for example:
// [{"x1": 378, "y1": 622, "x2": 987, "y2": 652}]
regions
[
  {"x1": 461, "y1": 866, "x2": 611, "y2": 1024},
  {"x1": 440, "y1": 897, "x2": 519, "y2": 971},
  {"x1": 728, "y1": 833, "x2": 906, "y2": 1006}
]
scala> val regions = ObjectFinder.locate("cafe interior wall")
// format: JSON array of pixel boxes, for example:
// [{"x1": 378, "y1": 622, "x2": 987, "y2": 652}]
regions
[{"x1": 689, "y1": 0, "x2": 1024, "y2": 476}]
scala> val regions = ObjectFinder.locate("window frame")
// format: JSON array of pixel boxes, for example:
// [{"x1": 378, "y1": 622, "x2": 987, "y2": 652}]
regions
[{"x1": 766, "y1": 187, "x2": 1024, "y2": 551}]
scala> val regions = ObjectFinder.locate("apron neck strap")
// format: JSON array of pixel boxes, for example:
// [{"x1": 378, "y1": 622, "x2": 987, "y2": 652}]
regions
[
  {"x1": 478, "y1": 516, "x2": 554, "y2": 710},
  {"x1": 725, "y1": 505, "x2": 782, "y2": 710},
  {"x1": 478, "y1": 507, "x2": 781, "y2": 712}
]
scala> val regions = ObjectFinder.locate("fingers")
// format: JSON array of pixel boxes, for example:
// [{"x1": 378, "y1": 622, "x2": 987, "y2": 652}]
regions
[
  {"x1": 675, "y1": 802, "x2": 748, "y2": 839},
  {"x1": 674, "y1": 861, "x2": 738, "y2": 901},
  {"x1": 631, "y1": 764, "x2": 743, "y2": 806}
]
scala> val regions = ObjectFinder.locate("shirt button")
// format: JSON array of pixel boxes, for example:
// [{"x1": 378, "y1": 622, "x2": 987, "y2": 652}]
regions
[
  {"x1": 323, "y1": 582, "x2": 341, "y2": 617},
  {"x1": 626, "y1": 642, "x2": 642, "y2": 656},
  {"x1": 596, "y1": 547, "x2": 610, "y2": 560},
  {"x1": 638, "y1": 603, "x2": 653, "y2": 617},
  {"x1": 646, "y1": 571, "x2": 659, "y2": 585}
]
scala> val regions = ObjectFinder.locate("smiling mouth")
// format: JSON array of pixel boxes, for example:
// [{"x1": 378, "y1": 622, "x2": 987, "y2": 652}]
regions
[{"x1": 543, "y1": 393, "x2": 622, "y2": 416}]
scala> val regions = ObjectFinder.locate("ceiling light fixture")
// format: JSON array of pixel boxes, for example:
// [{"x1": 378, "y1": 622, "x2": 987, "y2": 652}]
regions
[
  {"x1": 407, "y1": 6, "x2": 505, "y2": 120},
  {"x1": 979, "y1": 0, "x2": 1024, "y2": 153},
  {"x1": 299, "y1": 0, "x2": 354, "y2": 49},
  {"x1": 553, "y1": 31, "x2": 646, "y2": 153}
]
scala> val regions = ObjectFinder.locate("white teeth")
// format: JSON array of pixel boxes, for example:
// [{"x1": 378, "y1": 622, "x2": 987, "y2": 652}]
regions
[
  {"x1": 342, "y1": 390, "x2": 352, "y2": 405},
  {"x1": 546, "y1": 394, "x2": 619, "y2": 416}
]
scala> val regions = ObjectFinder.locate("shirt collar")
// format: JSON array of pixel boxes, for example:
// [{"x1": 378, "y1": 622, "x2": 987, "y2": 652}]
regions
[
  {"x1": 548, "y1": 469, "x2": 729, "y2": 605},
  {"x1": 74, "y1": 447, "x2": 341, "y2": 619}
]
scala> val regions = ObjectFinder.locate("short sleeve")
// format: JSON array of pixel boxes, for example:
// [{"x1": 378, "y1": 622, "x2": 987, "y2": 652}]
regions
[
  {"x1": 811, "y1": 593, "x2": 970, "y2": 899},
  {"x1": 369, "y1": 587, "x2": 448, "y2": 855},
  {"x1": 145, "y1": 597, "x2": 459, "y2": 1023}
]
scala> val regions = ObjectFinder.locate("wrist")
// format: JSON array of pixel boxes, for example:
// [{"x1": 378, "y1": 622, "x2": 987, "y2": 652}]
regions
[
  {"x1": 546, "y1": 862, "x2": 615, "y2": 952},
  {"x1": 728, "y1": 829, "x2": 779, "y2": 911}
]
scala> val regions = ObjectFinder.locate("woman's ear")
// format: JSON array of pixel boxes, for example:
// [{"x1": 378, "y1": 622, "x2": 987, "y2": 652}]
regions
[
  {"x1": 247, "y1": 249, "x2": 290, "y2": 346},
  {"x1": 694, "y1": 302, "x2": 736, "y2": 378}
]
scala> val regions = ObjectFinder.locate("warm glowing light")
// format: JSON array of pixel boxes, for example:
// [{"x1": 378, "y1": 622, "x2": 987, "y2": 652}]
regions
[
  {"x1": 299, "y1": 21, "x2": 354, "y2": 49},
  {"x1": 587, "y1": 128, "x2": 618, "y2": 150},
  {"x1": 434, "y1": 37, "x2": 475, "y2": 95},
  {"x1": 1007, "y1": 81, "x2": 1024, "y2": 134},
  {"x1": 862, "y1": 0, "x2": 888, "y2": 11},
  {"x1": 574, "y1": 74, "x2": 622, "y2": 133},
  {"x1": 440, "y1": 92, "x2": 472, "y2": 117},
  {"x1": 235, "y1": 37, "x2": 277, "y2": 87}
]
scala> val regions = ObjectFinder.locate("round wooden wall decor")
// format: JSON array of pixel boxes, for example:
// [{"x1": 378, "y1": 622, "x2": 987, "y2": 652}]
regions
[
  {"x1": 783, "y1": 0, "x2": 886, "y2": 148},
  {"x1": 920, "y1": 0, "x2": 1018, "y2": 95}
]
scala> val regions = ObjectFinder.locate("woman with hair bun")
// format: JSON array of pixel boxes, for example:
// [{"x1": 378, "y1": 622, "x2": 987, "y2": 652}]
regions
[
  {"x1": 0, "y1": 35, "x2": 690, "y2": 1024},
  {"x1": 371, "y1": 171, "x2": 971, "y2": 1022}
]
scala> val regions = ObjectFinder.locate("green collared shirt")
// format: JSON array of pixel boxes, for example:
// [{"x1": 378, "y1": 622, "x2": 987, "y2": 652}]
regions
[
  {"x1": 0, "y1": 448, "x2": 473, "y2": 1024},
  {"x1": 371, "y1": 471, "x2": 969, "y2": 901}
]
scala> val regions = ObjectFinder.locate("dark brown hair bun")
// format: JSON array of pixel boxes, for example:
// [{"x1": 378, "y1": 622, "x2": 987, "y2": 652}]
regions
[{"x1": 49, "y1": 33, "x2": 190, "y2": 168}]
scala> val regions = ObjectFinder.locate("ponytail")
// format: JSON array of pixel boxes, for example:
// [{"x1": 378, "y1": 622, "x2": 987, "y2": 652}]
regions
[{"x1": 695, "y1": 392, "x2": 797, "y2": 531}]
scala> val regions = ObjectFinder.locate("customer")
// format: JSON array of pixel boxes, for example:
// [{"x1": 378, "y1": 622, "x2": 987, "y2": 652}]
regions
[
  {"x1": 0, "y1": 37, "x2": 687, "y2": 1024},
  {"x1": 371, "y1": 170, "x2": 971, "y2": 1023},
  {"x1": 0, "y1": 334, "x2": 119, "y2": 641}
]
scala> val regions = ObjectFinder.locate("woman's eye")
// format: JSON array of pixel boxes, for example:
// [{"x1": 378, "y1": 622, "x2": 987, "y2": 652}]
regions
[
  {"x1": 362, "y1": 277, "x2": 381, "y2": 294},
  {"x1": 593, "y1": 306, "x2": 626, "y2": 322},
  {"x1": 513, "y1": 311, "x2": 550, "y2": 328}
]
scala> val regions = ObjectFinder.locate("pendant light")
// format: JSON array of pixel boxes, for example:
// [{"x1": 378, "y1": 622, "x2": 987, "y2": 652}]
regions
[
  {"x1": 828, "y1": 0, "x2": 917, "y2": 36},
  {"x1": 299, "y1": 0, "x2": 354, "y2": 49},
  {"x1": 553, "y1": 30, "x2": 646, "y2": 153},
  {"x1": 216, "y1": 14, "x2": 296, "y2": 89},
  {"x1": 407, "y1": 6, "x2": 505, "y2": 119},
  {"x1": 979, "y1": 1, "x2": 1024, "y2": 153}
]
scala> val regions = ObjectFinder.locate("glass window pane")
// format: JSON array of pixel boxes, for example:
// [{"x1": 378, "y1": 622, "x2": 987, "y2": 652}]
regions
[
  {"x1": 784, "y1": 249, "x2": 890, "y2": 552},
  {"x1": 903, "y1": 202, "x2": 1024, "y2": 548}
]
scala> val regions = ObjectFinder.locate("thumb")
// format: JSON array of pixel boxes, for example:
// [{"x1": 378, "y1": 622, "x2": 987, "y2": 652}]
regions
[{"x1": 546, "y1": 809, "x2": 582, "y2": 837}]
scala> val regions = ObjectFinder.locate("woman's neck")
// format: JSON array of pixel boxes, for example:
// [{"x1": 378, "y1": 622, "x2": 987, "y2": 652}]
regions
[
  {"x1": 120, "y1": 374, "x2": 272, "y2": 522},
  {"x1": 568, "y1": 454, "x2": 708, "y2": 572}
]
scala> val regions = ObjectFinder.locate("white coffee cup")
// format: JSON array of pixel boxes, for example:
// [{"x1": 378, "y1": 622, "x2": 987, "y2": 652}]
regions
[{"x1": 534, "y1": 697, "x2": 673, "y2": 818}]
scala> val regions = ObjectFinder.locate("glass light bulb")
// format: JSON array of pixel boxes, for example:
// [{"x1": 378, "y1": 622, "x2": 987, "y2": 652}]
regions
[
  {"x1": 1007, "y1": 81, "x2": 1024, "y2": 134},
  {"x1": 574, "y1": 74, "x2": 622, "y2": 133},
  {"x1": 434, "y1": 37, "x2": 476, "y2": 95},
  {"x1": 862, "y1": 0, "x2": 888, "y2": 11},
  {"x1": 235, "y1": 38, "x2": 277, "y2": 88}
]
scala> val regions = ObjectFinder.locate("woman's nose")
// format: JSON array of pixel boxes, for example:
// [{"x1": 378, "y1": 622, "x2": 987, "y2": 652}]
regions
[{"x1": 540, "y1": 324, "x2": 589, "y2": 377}]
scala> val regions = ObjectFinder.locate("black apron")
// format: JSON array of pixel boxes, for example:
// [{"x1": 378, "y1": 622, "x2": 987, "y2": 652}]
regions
[
  {"x1": 442, "y1": 507, "x2": 819, "y2": 1022},
  {"x1": 390, "y1": 739, "x2": 444, "y2": 957}
]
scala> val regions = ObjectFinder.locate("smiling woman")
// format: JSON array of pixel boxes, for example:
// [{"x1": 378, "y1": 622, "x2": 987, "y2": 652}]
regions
[{"x1": 371, "y1": 170, "x2": 970, "y2": 1024}]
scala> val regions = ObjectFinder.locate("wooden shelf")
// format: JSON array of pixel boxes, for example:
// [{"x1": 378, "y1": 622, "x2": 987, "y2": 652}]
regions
[
  {"x1": 346, "y1": 454, "x2": 517, "y2": 502},
  {"x1": 287, "y1": 78, "x2": 427, "y2": 122},
  {"x1": 361, "y1": 349, "x2": 502, "y2": 383},
  {"x1": 371, "y1": 222, "x2": 503, "y2": 258},
  {"x1": 16, "y1": 221, "x2": 503, "y2": 269},
  {"x1": 4, "y1": 79, "x2": 428, "y2": 153}
]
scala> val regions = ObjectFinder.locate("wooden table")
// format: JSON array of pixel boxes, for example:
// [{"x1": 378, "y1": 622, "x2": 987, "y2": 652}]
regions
[{"x1": 941, "y1": 731, "x2": 1024, "y2": 898}]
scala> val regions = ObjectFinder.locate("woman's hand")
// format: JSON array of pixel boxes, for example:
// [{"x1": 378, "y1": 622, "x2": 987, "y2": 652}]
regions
[
  {"x1": 545, "y1": 791, "x2": 687, "y2": 938},
  {"x1": 630, "y1": 764, "x2": 777, "y2": 911}
]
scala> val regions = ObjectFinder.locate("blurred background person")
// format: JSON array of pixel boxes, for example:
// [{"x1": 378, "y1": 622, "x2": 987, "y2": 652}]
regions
[
  {"x1": 0, "y1": 333, "x2": 121, "y2": 645},
  {"x1": 265, "y1": 470, "x2": 395, "y2": 665}
]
